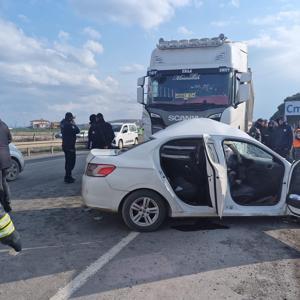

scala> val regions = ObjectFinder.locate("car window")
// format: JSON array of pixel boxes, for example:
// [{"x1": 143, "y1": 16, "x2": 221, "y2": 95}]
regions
[
  {"x1": 122, "y1": 125, "x2": 128, "y2": 133},
  {"x1": 129, "y1": 125, "x2": 137, "y2": 132},
  {"x1": 224, "y1": 140, "x2": 273, "y2": 160}
]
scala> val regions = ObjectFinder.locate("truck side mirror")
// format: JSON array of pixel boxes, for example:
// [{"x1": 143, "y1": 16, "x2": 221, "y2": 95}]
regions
[
  {"x1": 237, "y1": 84, "x2": 250, "y2": 104},
  {"x1": 137, "y1": 77, "x2": 145, "y2": 86},
  {"x1": 240, "y1": 72, "x2": 251, "y2": 83},
  {"x1": 137, "y1": 87, "x2": 144, "y2": 104}
]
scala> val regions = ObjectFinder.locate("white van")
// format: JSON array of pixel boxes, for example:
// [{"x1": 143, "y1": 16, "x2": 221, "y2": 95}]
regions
[{"x1": 111, "y1": 123, "x2": 139, "y2": 149}]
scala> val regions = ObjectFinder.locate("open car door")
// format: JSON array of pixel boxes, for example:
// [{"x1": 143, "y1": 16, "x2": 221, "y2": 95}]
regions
[
  {"x1": 286, "y1": 160, "x2": 300, "y2": 216},
  {"x1": 203, "y1": 134, "x2": 228, "y2": 218}
]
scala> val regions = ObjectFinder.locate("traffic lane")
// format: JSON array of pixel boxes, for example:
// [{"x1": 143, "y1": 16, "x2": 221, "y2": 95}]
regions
[
  {"x1": 10, "y1": 152, "x2": 87, "y2": 200},
  {"x1": 72, "y1": 216, "x2": 300, "y2": 299},
  {"x1": 0, "y1": 205, "x2": 130, "y2": 300}
]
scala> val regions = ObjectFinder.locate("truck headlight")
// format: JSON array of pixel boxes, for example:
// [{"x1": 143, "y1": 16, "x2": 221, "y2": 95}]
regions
[{"x1": 208, "y1": 113, "x2": 222, "y2": 121}]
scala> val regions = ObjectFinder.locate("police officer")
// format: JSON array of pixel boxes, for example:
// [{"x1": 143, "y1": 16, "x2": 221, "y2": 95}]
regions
[
  {"x1": 248, "y1": 118, "x2": 264, "y2": 142},
  {"x1": 61, "y1": 112, "x2": 80, "y2": 183},
  {"x1": 273, "y1": 117, "x2": 293, "y2": 159},
  {"x1": 94, "y1": 113, "x2": 115, "y2": 149},
  {"x1": 0, "y1": 118, "x2": 21, "y2": 252}
]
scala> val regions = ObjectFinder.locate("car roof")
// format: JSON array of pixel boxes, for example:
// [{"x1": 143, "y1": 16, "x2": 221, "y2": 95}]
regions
[
  {"x1": 153, "y1": 118, "x2": 250, "y2": 139},
  {"x1": 111, "y1": 123, "x2": 136, "y2": 126}
]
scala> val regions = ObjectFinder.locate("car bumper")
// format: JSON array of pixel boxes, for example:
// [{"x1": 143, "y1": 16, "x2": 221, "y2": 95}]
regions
[{"x1": 81, "y1": 174, "x2": 128, "y2": 212}]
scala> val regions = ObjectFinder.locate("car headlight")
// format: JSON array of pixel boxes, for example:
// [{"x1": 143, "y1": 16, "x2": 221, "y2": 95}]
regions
[{"x1": 208, "y1": 113, "x2": 222, "y2": 121}]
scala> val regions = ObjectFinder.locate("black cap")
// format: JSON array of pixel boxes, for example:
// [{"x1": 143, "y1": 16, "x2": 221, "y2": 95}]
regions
[{"x1": 65, "y1": 112, "x2": 74, "y2": 121}]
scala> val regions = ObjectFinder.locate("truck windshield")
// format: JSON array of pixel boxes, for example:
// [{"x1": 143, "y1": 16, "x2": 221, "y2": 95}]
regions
[{"x1": 148, "y1": 73, "x2": 231, "y2": 109}]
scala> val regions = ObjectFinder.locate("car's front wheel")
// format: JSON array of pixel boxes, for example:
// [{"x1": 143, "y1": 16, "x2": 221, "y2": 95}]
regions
[
  {"x1": 118, "y1": 139, "x2": 123, "y2": 149},
  {"x1": 134, "y1": 138, "x2": 138, "y2": 145},
  {"x1": 7, "y1": 159, "x2": 20, "y2": 181},
  {"x1": 122, "y1": 190, "x2": 167, "y2": 232}
]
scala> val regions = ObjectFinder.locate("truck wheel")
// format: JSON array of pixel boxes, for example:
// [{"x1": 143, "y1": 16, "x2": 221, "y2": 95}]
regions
[
  {"x1": 7, "y1": 159, "x2": 20, "y2": 181},
  {"x1": 118, "y1": 139, "x2": 123, "y2": 149},
  {"x1": 122, "y1": 190, "x2": 167, "y2": 232}
]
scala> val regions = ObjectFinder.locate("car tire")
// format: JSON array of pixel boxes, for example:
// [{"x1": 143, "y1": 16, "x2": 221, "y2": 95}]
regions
[
  {"x1": 118, "y1": 139, "x2": 123, "y2": 149},
  {"x1": 134, "y1": 138, "x2": 138, "y2": 145},
  {"x1": 122, "y1": 190, "x2": 167, "y2": 232},
  {"x1": 7, "y1": 159, "x2": 20, "y2": 182}
]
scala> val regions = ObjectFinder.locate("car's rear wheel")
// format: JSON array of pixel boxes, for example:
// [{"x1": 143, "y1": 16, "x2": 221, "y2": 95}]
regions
[
  {"x1": 122, "y1": 190, "x2": 167, "y2": 232},
  {"x1": 7, "y1": 159, "x2": 20, "y2": 181},
  {"x1": 118, "y1": 139, "x2": 123, "y2": 149}
]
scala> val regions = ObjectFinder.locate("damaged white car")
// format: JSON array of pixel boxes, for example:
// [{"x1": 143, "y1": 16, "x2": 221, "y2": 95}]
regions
[{"x1": 82, "y1": 119, "x2": 300, "y2": 231}]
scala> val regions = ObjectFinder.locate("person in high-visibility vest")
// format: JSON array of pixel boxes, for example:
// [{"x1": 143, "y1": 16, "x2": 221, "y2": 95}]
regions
[
  {"x1": 0, "y1": 209, "x2": 22, "y2": 251},
  {"x1": 293, "y1": 128, "x2": 300, "y2": 161}
]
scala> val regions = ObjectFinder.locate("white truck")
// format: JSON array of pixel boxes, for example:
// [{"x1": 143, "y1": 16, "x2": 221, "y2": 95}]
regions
[{"x1": 137, "y1": 34, "x2": 254, "y2": 139}]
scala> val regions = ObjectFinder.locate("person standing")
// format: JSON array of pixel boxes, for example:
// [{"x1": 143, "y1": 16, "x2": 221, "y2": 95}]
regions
[
  {"x1": 87, "y1": 114, "x2": 97, "y2": 150},
  {"x1": 263, "y1": 120, "x2": 277, "y2": 150},
  {"x1": 0, "y1": 119, "x2": 12, "y2": 212},
  {"x1": 94, "y1": 113, "x2": 115, "y2": 149},
  {"x1": 61, "y1": 112, "x2": 80, "y2": 183},
  {"x1": 273, "y1": 117, "x2": 293, "y2": 159},
  {"x1": 0, "y1": 119, "x2": 22, "y2": 252},
  {"x1": 248, "y1": 119, "x2": 264, "y2": 142},
  {"x1": 292, "y1": 128, "x2": 300, "y2": 160}
]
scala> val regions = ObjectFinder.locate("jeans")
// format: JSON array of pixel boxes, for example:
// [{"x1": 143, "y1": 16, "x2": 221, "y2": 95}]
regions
[{"x1": 63, "y1": 148, "x2": 76, "y2": 178}]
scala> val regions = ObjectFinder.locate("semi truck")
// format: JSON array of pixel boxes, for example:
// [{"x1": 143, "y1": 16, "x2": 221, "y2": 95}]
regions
[{"x1": 137, "y1": 34, "x2": 254, "y2": 139}]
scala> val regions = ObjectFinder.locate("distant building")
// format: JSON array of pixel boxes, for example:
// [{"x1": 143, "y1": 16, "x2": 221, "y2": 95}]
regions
[
  {"x1": 30, "y1": 119, "x2": 51, "y2": 129},
  {"x1": 50, "y1": 122, "x2": 61, "y2": 129}
]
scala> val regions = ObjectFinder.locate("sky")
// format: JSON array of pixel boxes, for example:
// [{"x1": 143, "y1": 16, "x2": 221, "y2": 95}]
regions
[{"x1": 0, "y1": 0, "x2": 300, "y2": 127}]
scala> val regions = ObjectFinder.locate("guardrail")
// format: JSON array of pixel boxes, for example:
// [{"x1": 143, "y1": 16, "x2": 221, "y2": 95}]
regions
[{"x1": 14, "y1": 140, "x2": 87, "y2": 156}]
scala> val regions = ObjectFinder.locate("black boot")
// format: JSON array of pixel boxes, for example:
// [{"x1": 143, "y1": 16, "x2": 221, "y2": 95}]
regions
[{"x1": 1, "y1": 230, "x2": 22, "y2": 252}]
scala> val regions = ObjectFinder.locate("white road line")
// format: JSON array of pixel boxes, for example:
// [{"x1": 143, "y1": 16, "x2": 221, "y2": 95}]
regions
[{"x1": 50, "y1": 232, "x2": 139, "y2": 300}]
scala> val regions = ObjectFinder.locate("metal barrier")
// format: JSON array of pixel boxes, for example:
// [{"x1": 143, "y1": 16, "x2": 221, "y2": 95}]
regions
[{"x1": 14, "y1": 140, "x2": 87, "y2": 156}]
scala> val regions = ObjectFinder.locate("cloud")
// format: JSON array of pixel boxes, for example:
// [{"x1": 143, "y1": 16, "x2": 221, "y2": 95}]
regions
[
  {"x1": 210, "y1": 20, "x2": 231, "y2": 27},
  {"x1": 70, "y1": 0, "x2": 191, "y2": 29},
  {"x1": 120, "y1": 64, "x2": 145, "y2": 74},
  {"x1": 177, "y1": 26, "x2": 193, "y2": 35},
  {"x1": 58, "y1": 30, "x2": 70, "y2": 41},
  {"x1": 0, "y1": 18, "x2": 139, "y2": 126},
  {"x1": 83, "y1": 27, "x2": 101, "y2": 40},
  {"x1": 250, "y1": 10, "x2": 300, "y2": 26},
  {"x1": 18, "y1": 14, "x2": 30, "y2": 23},
  {"x1": 245, "y1": 25, "x2": 300, "y2": 82},
  {"x1": 230, "y1": 0, "x2": 240, "y2": 7}
]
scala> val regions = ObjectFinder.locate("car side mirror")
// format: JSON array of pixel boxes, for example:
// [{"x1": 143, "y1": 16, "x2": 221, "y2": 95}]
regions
[{"x1": 287, "y1": 194, "x2": 300, "y2": 209}]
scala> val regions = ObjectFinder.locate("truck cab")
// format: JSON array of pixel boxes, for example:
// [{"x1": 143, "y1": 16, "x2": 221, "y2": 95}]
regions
[{"x1": 137, "y1": 34, "x2": 254, "y2": 140}]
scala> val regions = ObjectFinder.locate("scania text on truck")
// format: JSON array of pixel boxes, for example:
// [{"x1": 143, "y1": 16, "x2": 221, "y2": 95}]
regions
[{"x1": 137, "y1": 34, "x2": 254, "y2": 140}]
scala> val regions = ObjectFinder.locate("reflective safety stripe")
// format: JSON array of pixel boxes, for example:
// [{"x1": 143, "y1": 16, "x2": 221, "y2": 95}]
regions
[
  {"x1": 0, "y1": 221, "x2": 15, "y2": 239},
  {"x1": 0, "y1": 213, "x2": 11, "y2": 230}
]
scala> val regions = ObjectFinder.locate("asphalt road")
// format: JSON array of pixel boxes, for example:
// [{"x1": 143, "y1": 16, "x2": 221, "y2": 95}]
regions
[{"x1": 0, "y1": 153, "x2": 299, "y2": 300}]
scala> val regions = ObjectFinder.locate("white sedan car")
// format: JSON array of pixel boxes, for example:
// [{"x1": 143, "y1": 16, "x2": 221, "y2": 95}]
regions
[{"x1": 82, "y1": 119, "x2": 300, "y2": 232}]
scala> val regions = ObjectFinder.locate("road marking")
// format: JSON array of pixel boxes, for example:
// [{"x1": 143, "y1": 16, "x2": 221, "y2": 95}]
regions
[{"x1": 49, "y1": 232, "x2": 139, "y2": 300}]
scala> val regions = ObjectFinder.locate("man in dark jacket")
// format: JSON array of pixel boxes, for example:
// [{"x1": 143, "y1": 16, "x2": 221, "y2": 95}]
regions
[
  {"x1": 273, "y1": 117, "x2": 293, "y2": 159},
  {"x1": 94, "y1": 113, "x2": 115, "y2": 149},
  {"x1": 0, "y1": 119, "x2": 12, "y2": 212},
  {"x1": 87, "y1": 114, "x2": 97, "y2": 150},
  {"x1": 61, "y1": 112, "x2": 80, "y2": 183},
  {"x1": 263, "y1": 120, "x2": 277, "y2": 150},
  {"x1": 248, "y1": 119, "x2": 264, "y2": 142}
]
